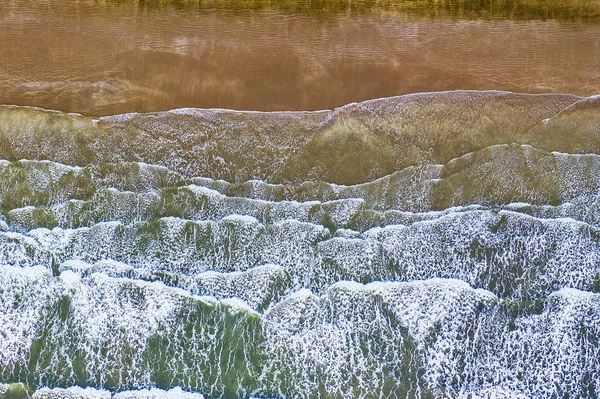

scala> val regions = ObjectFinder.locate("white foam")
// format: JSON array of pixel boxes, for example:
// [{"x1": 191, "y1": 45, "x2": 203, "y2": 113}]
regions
[
  {"x1": 113, "y1": 387, "x2": 204, "y2": 399},
  {"x1": 221, "y1": 297, "x2": 259, "y2": 315},
  {"x1": 60, "y1": 259, "x2": 94, "y2": 274},
  {"x1": 32, "y1": 386, "x2": 111, "y2": 399},
  {"x1": 60, "y1": 270, "x2": 82, "y2": 287},
  {"x1": 0, "y1": 383, "x2": 9, "y2": 395}
]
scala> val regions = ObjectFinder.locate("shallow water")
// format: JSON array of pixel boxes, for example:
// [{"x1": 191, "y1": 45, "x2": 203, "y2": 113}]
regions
[
  {"x1": 0, "y1": 0, "x2": 599, "y2": 115},
  {"x1": 1, "y1": 1, "x2": 600, "y2": 398}
]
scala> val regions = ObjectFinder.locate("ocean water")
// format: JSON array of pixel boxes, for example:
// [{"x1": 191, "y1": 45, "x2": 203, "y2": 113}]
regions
[
  {"x1": 2, "y1": 0, "x2": 600, "y2": 396},
  {"x1": 0, "y1": 90, "x2": 599, "y2": 397}
]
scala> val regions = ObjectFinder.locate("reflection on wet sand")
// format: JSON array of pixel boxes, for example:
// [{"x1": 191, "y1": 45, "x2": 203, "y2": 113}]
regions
[{"x1": 0, "y1": 0, "x2": 599, "y2": 115}]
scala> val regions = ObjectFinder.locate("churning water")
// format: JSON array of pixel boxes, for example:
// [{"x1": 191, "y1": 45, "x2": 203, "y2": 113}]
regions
[
  {"x1": 1, "y1": 91, "x2": 600, "y2": 397},
  {"x1": 1, "y1": 1, "x2": 600, "y2": 398}
]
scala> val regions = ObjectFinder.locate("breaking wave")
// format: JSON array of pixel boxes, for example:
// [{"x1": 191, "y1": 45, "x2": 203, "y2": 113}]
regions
[{"x1": 1, "y1": 91, "x2": 599, "y2": 398}]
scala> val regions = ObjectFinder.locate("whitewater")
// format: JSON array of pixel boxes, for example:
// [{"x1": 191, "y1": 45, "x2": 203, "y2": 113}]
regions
[{"x1": 0, "y1": 91, "x2": 599, "y2": 398}]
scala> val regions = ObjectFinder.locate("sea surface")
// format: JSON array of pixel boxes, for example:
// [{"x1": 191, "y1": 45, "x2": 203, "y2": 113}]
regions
[{"x1": 0, "y1": 1, "x2": 599, "y2": 398}]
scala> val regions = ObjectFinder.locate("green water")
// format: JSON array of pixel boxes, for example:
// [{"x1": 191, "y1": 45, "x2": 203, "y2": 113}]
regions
[{"x1": 0, "y1": 91, "x2": 599, "y2": 398}]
